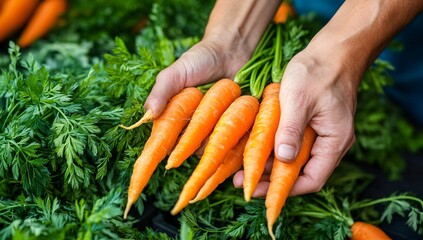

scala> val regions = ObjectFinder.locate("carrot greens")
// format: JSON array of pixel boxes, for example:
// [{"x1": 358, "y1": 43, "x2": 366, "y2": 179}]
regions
[{"x1": 0, "y1": 1, "x2": 422, "y2": 239}]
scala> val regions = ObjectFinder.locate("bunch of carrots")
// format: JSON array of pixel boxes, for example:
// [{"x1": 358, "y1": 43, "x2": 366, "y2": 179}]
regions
[
  {"x1": 121, "y1": 2, "x2": 392, "y2": 240},
  {"x1": 0, "y1": 0, "x2": 67, "y2": 48}
]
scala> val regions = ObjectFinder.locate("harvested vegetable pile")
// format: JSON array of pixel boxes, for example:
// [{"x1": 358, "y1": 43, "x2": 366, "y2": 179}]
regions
[{"x1": 0, "y1": 1, "x2": 422, "y2": 240}]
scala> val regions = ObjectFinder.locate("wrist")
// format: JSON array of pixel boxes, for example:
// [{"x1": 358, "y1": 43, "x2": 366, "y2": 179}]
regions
[{"x1": 201, "y1": 0, "x2": 281, "y2": 76}]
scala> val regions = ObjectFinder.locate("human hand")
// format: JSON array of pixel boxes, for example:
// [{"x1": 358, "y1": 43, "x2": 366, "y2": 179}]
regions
[
  {"x1": 144, "y1": 39, "x2": 249, "y2": 119},
  {"x1": 233, "y1": 38, "x2": 362, "y2": 197},
  {"x1": 144, "y1": 0, "x2": 279, "y2": 119}
]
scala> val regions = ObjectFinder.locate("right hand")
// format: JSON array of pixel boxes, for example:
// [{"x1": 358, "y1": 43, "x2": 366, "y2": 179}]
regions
[{"x1": 144, "y1": 38, "x2": 250, "y2": 119}]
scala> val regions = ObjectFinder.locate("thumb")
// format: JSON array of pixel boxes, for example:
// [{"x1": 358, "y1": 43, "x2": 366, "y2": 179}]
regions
[
  {"x1": 144, "y1": 60, "x2": 190, "y2": 119},
  {"x1": 274, "y1": 97, "x2": 311, "y2": 162}
]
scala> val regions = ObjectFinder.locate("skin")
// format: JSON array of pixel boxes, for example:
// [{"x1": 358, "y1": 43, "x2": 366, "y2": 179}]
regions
[{"x1": 144, "y1": 0, "x2": 423, "y2": 197}]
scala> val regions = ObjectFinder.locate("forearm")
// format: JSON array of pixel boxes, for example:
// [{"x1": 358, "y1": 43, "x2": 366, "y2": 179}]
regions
[
  {"x1": 203, "y1": 0, "x2": 281, "y2": 58},
  {"x1": 307, "y1": 0, "x2": 423, "y2": 84}
]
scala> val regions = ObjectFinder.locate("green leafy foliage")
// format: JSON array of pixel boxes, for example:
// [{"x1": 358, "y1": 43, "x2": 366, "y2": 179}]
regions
[{"x1": 0, "y1": 1, "x2": 422, "y2": 240}]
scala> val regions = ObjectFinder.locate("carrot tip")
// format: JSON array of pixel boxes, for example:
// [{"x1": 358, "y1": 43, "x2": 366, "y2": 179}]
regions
[
  {"x1": 243, "y1": 190, "x2": 252, "y2": 202},
  {"x1": 188, "y1": 198, "x2": 199, "y2": 204},
  {"x1": 119, "y1": 109, "x2": 154, "y2": 130},
  {"x1": 164, "y1": 163, "x2": 172, "y2": 170},
  {"x1": 170, "y1": 208, "x2": 179, "y2": 216},
  {"x1": 268, "y1": 223, "x2": 276, "y2": 240},
  {"x1": 123, "y1": 200, "x2": 133, "y2": 220}
]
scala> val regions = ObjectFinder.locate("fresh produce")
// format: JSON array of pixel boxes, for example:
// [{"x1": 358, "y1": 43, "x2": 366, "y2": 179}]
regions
[
  {"x1": 17, "y1": 0, "x2": 67, "y2": 48},
  {"x1": 171, "y1": 95, "x2": 260, "y2": 215},
  {"x1": 166, "y1": 78, "x2": 241, "y2": 169},
  {"x1": 190, "y1": 133, "x2": 249, "y2": 204},
  {"x1": 0, "y1": 0, "x2": 39, "y2": 43},
  {"x1": 273, "y1": 1, "x2": 295, "y2": 24},
  {"x1": 351, "y1": 221, "x2": 391, "y2": 240},
  {"x1": 243, "y1": 83, "x2": 281, "y2": 202},
  {"x1": 123, "y1": 87, "x2": 203, "y2": 219},
  {"x1": 0, "y1": 1, "x2": 422, "y2": 239},
  {"x1": 266, "y1": 126, "x2": 317, "y2": 240},
  {"x1": 0, "y1": 0, "x2": 68, "y2": 48}
]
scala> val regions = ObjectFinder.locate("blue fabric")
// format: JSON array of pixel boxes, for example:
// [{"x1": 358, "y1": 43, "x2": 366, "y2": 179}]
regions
[{"x1": 293, "y1": 0, "x2": 423, "y2": 126}]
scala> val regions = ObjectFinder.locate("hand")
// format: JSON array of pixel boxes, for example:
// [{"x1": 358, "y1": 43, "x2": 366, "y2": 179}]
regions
[
  {"x1": 144, "y1": 0, "x2": 279, "y2": 118},
  {"x1": 233, "y1": 39, "x2": 361, "y2": 196},
  {"x1": 144, "y1": 39, "x2": 248, "y2": 119}
]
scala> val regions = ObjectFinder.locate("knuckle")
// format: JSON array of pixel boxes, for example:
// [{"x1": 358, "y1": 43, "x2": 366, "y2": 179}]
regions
[
  {"x1": 309, "y1": 180, "x2": 325, "y2": 193},
  {"x1": 280, "y1": 123, "x2": 304, "y2": 139}
]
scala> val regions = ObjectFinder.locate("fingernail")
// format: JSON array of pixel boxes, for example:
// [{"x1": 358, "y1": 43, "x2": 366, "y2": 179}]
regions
[{"x1": 277, "y1": 144, "x2": 296, "y2": 160}]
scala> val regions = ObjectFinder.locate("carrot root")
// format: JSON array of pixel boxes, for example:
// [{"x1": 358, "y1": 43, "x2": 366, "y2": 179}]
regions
[
  {"x1": 189, "y1": 133, "x2": 249, "y2": 204},
  {"x1": 170, "y1": 95, "x2": 259, "y2": 215},
  {"x1": 351, "y1": 221, "x2": 392, "y2": 240},
  {"x1": 119, "y1": 109, "x2": 154, "y2": 130},
  {"x1": 165, "y1": 79, "x2": 241, "y2": 170},
  {"x1": 124, "y1": 88, "x2": 203, "y2": 219},
  {"x1": 243, "y1": 83, "x2": 280, "y2": 202},
  {"x1": 17, "y1": 0, "x2": 67, "y2": 48},
  {"x1": 266, "y1": 126, "x2": 317, "y2": 240}
]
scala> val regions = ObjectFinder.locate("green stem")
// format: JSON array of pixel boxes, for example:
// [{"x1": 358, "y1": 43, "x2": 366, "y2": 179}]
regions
[
  {"x1": 252, "y1": 23, "x2": 276, "y2": 56},
  {"x1": 271, "y1": 24, "x2": 284, "y2": 82},
  {"x1": 251, "y1": 61, "x2": 272, "y2": 99},
  {"x1": 352, "y1": 195, "x2": 423, "y2": 210},
  {"x1": 2, "y1": 101, "x2": 21, "y2": 130},
  {"x1": 234, "y1": 56, "x2": 273, "y2": 85}
]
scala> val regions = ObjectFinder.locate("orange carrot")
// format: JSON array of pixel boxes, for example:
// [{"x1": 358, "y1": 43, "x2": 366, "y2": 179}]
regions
[
  {"x1": 119, "y1": 109, "x2": 155, "y2": 130},
  {"x1": 123, "y1": 87, "x2": 203, "y2": 219},
  {"x1": 165, "y1": 79, "x2": 241, "y2": 170},
  {"x1": 190, "y1": 133, "x2": 250, "y2": 204},
  {"x1": 243, "y1": 83, "x2": 280, "y2": 202},
  {"x1": 266, "y1": 126, "x2": 317, "y2": 240},
  {"x1": 0, "y1": 0, "x2": 6, "y2": 10},
  {"x1": 273, "y1": 2, "x2": 295, "y2": 24},
  {"x1": 171, "y1": 95, "x2": 259, "y2": 215},
  {"x1": 17, "y1": 0, "x2": 67, "y2": 48},
  {"x1": 351, "y1": 221, "x2": 391, "y2": 240},
  {"x1": 0, "y1": 0, "x2": 39, "y2": 42}
]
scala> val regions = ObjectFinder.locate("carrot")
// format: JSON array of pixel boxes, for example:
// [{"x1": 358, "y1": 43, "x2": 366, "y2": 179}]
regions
[
  {"x1": 266, "y1": 125, "x2": 317, "y2": 240},
  {"x1": 171, "y1": 95, "x2": 259, "y2": 215},
  {"x1": 351, "y1": 221, "x2": 391, "y2": 240},
  {"x1": 243, "y1": 83, "x2": 280, "y2": 202},
  {"x1": 123, "y1": 87, "x2": 203, "y2": 219},
  {"x1": 189, "y1": 133, "x2": 250, "y2": 204},
  {"x1": 165, "y1": 79, "x2": 241, "y2": 170},
  {"x1": 0, "y1": 0, "x2": 6, "y2": 10},
  {"x1": 0, "y1": 0, "x2": 39, "y2": 43},
  {"x1": 119, "y1": 109, "x2": 155, "y2": 130},
  {"x1": 273, "y1": 2, "x2": 295, "y2": 24},
  {"x1": 17, "y1": 0, "x2": 67, "y2": 48}
]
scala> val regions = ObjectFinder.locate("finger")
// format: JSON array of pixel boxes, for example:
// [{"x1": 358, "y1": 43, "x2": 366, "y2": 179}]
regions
[
  {"x1": 194, "y1": 135, "x2": 210, "y2": 158},
  {"x1": 274, "y1": 87, "x2": 312, "y2": 162},
  {"x1": 251, "y1": 181, "x2": 270, "y2": 199},
  {"x1": 289, "y1": 132, "x2": 355, "y2": 196},
  {"x1": 263, "y1": 156, "x2": 274, "y2": 175},
  {"x1": 233, "y1": 170, "x2": 244, "y2": 188},
  {"x1": 144, "y1": 43, "x2": 225, "y2": 118},
  {"x1": 144, "y1": 60, "x2": 189, "y2": 119}
]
